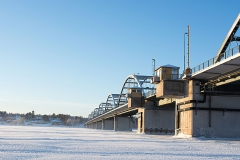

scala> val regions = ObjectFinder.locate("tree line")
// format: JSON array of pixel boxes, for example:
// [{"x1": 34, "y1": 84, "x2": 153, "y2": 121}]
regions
[{"x1": 0, "y1": 111, "x2": 88, "y2": 126}]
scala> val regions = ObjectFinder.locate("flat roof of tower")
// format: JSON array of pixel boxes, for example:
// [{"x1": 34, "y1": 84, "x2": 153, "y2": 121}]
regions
[{"x1": 155, "y1": 64, "x2": 180, "y2": 71}]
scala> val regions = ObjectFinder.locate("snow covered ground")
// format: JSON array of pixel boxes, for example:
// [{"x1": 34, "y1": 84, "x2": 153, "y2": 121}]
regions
[{"x1": 0, "y1": 125, "x2": 240, "y2": 159}]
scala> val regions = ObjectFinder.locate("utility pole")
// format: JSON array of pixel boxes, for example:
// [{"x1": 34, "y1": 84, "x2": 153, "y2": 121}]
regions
[
  {"x1": 152, "y1": 59, "x2": 155, "y2": 76},
  {"x1": 184, "y1": 32, "x2": 188, "y2": 71},
  {"x1": 187, "y1": 25, "x2": 190, "y2": 68},
  {"x1": 185, "y1": 25, "x2": 191, "y2": 75}
]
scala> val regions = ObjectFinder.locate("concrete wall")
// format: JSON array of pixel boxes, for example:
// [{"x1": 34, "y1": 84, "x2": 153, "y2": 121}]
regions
[
  {"x1": 156, "y1": 80, "x2": 184, "y2": 98},
  {"x1": 128, "y1": 97, "x2": 142, "y2": 108},
  {"x1": 192, "y1": 96, "x2": 240, "y2": 138},
  {"x1": 192, "y1": 110, "x2": 240, "y2": 137},
  {"x1": 114, "y1": 117, "x2": 132, "y2": 131},
  {"x1": 138, "y1": 108, "x2": 175, "y2": 135},
  {"x1": 179, "y1": 110, "x2": 193, "y2": 135}
]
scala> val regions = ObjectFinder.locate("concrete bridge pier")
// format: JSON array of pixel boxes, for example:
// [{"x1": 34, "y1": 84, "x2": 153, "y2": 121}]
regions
[
  {"x1": 176, "y1": 79, "x2": 240, "y2": 138},
  {"x1": 96, "y1": 121, "x2": 102, "y2": 129},
  {"x1": 114, "y1": 116, "x2": 132, "y2": 131},
  {"x1": 87, "y1": 124, "x2": 90, "y2": 129},
  {"x1": 89, "y1": 123, "x2": 93, "y2": 129},
  {"x1": 102, "y1": 119, "x2": 114, "y2": 130},
  {"x1": 92, "y1": 122, "x2": 97, "y2": 129},
  {"x1": 138, "y1": 107, "x2": 175, "y2": 135}
]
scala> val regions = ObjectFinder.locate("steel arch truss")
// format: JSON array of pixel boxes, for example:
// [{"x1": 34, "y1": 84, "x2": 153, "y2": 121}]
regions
[
  {"x1": 94, "y1": 94, "x2": 122, "y2": 117},
  {"x1": 88, "y1": 75, "x2": 156, "y2": 120},
  {"x1": 116, "y1": 75, "x2": 156, "y2": 107},
  {"x1": 98, "y1": 102, "x2": 113, "y2": 115},
  {"x1": 88, "y1": 111, "x2": 94, "y2": 120},
  {"x1": 105, "y1": 94, "x2": 121, "y2": 109},
  {"x1": 93, "y1": 108, "x2": 99, "y2": 118},
  {"x1": 215, "y1": 14, "x2": 240, "y2": 63}
]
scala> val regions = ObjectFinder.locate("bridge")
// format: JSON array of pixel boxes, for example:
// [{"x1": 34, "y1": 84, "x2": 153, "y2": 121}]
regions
[
  {"x1": 86, "y1": 14, "x2": 240, "y2": 138},
  {"x1": 85, "y1": 75, "x2": 162, "y2": 132}
]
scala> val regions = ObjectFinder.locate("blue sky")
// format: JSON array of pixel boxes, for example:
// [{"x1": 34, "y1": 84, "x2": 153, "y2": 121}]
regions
[{"x1": 0, "y1": 0, "x2": 240, "y2": 117}]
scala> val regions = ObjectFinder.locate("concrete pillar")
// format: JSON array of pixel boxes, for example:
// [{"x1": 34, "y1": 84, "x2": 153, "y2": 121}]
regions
[
  {"x1": 102, "y1": 119, "x2": 104, "y2": 129},
  {"x1": 175, "y1": 103, "x2": 179, "y2": 136},
  {"x1": 102, "y1": 119, "x2": 114, "y2": 130},
  {"x1": 96, "y1": 121, "x2": 102, "y2": 129},
  {"x1": 92, "y1": 122, "x2": 96, "y2": 129},
  {"x1": 137, "y1": 110, "x2": 143, "y2": 133},
  {"x1": 138, "y1": 108, "x2": 175, "y2": 135},
  {"x1": 114, "y1": 116, "x2": 132, "y2": 131}
]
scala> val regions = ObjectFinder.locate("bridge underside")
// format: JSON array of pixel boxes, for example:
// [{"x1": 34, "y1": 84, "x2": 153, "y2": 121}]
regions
[
  {"x1": 206, "y1": 68, "x2": 240, "y2": 90},
  {"x1": 86, "y1": 104, "x2": 138, "y2": 124},
  {"x1": 191, "y1": 52, "x2": 240, "y2": 91}
]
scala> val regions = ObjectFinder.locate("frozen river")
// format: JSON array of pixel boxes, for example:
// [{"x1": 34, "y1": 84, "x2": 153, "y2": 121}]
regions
[{"x1": 0, "y1": 125, "x2": 240, "y2": 159}]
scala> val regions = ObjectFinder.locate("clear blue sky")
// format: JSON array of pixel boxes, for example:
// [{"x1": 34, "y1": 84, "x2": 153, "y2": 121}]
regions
[{"x1": 0, "y1": 0, "x2": 240, "y2": 117}]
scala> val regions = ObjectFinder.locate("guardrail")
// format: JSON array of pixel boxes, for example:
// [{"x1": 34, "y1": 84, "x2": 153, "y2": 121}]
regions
[
  {"x1": 145, "y1": 89, "x2": 156, "y2": 98},
  {"x1": 191, "y1": 45, "x2": 240, "y2": 74}
]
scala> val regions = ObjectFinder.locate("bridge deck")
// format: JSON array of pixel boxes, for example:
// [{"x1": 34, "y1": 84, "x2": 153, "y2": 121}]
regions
[
  {"x1": 191, "y1": 52, "x2": 240, "y2": 80},
  {"x1": 86, "y1": 104, "x2": 138, "y2": 124}
]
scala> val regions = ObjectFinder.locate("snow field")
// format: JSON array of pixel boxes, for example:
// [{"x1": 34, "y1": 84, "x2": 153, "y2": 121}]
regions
[{"x1": 0, "y1": 125, "x2": 240, "y2": 159}]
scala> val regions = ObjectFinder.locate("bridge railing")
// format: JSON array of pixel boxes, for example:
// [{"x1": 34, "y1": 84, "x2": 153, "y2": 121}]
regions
[
  {"x1": 161, "y1": 74, "x2": 182, "y2": 80},
  {"x1": 145, "y1": 89, "x2": 156, "y2": 98},
  {"x1": 191, "y1": 45, "x2": 240, "y2": 74}
]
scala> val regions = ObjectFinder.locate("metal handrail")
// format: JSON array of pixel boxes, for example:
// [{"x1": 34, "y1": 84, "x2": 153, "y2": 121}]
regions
[
  {"x1": 191, "y1": 45, "x2": 240, "y2": 74},
  {"x1": 145, "y1": 89, "x2": 156, "y2": 98}
]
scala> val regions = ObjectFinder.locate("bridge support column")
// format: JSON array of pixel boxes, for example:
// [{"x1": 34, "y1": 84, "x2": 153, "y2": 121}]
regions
[
  {"x1": 114, "y1": 116, "x2": 132, "y2": 131},
  {"x1": 96, "y1": 121, "x2": 102, "y2": 129},
  {"x1": 138, "y1": 107, "x2": 175, "y2": 135},
  {"x1": 102, "y1": 119, "x2": 114, "y2": 130},
  {"x1": 177, "y1": 93, "x2": 240, "y2": 138},
  {"x1": 92, "y1": 122, "x2": 96, "y2": 129}
]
